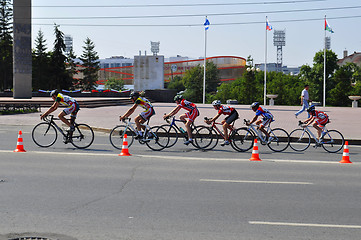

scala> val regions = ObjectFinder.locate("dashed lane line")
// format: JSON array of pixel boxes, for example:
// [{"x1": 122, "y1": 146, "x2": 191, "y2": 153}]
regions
[
  {"x1": 0, "y1": 150, "x2": 354, "y2": 164},
  {"x1": 249, "y1": 221, "x2": 361, "y2": 229},
  {"x1": 200, "y1": 179, "x2": 313, "y2": 185}
]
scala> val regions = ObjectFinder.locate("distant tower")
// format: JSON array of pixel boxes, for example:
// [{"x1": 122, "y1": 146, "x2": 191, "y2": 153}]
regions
[
  {"x1": 64, "y1": 35, "x2": 73, "y2": 55},
  {"x1": 150, "y1": 41, "x2": 160, "y2": 56},
  {"x1": 325, "y1": 36, "x2": 331, "y2": 50},
  {"x1": 273, "y1": 30, "x2": 286, "y2": 72}
]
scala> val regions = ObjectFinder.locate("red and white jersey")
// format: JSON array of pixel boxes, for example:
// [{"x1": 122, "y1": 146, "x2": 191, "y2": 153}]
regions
[
  {"x1": 178, "y1": 99, "x2": 197, "y2": 112},
  {"x1": 218, "y1": 105, "x2": 236, "y2": 115},
  {"x1": 313, "y1": 110, "x2": 329, "y2": 125}
]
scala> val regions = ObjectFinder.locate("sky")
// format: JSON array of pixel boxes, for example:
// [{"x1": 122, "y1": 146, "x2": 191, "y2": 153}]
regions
[{"x1": 30, "y1": 0, "x2": 361, "y2": 67}]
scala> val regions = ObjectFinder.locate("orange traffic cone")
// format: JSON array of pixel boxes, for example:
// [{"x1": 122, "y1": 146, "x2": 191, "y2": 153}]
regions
[
  {"x1": 340, "y1": 141, "x2": 351, "y2": 163},
  {"x1": 249, "y1": 138, "x2": 261, "y2": 161},
  {"x1": 119, "y1": 134, "x2": 132, "y2": 156},
  {"x1": 14, "y1": 130, "x2": 26, "y2": 152}
]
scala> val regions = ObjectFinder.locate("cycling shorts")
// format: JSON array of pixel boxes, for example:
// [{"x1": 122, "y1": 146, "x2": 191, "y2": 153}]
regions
[
  {"x1": 185, "y1": 108, "x2": 199, "y2": 122},
  {"x1": 260, "y1": 118, "x2": 273, "y2": 127},
  {"x1": 140, "y1": 107, "x2": 155, "y2": 121},
  {"x1": 63, "y1": 102, "x2": 80, "y2": 118},
  {"x1": 225, "y1": 110, "x2": 239, "y2": 124}
]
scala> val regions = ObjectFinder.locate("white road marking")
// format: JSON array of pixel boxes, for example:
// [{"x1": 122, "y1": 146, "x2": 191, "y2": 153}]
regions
[
  {"x1": 200, "y1": 179, "x2": 313, "y2": 185},
  {"x1": 249, "y1": 221, "x2": 361, "y2": 229},
  {"x1": 0, "y1": 150, "x2": 357, "y2": 164}
]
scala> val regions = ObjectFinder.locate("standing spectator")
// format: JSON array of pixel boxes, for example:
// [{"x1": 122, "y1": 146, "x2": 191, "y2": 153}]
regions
[{"x1": 295, "y1": 85, "x2": 310, "y2": 118}]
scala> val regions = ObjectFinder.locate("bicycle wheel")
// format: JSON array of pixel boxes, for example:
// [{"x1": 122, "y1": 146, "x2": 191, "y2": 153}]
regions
[
  {"x1": 110, "y1": 125, "x2": 136, "y2": 150},
  {"x1": 322, "y1": 130, "x2": 344, "y2": 153},
  {"x1": 145, "y1": 126, "x2": 169, "y2": 151},
  {"x1": 289, "y1": 129, "x2": 311, "y2": 152},
  {"x1": 32, "y1": 122, "x2": 58, "y2": 147},
  {"x1": 194, "y1": 126, "x2": 218, "y2": 150},
  {"x1": 230, "y1": 127, "x2": 254, "y2": 152},
  {"x1": 267, "y1": 128, "x2": 290, "y2": 152},
  {"x1": 71, "y1": 124, "x2": 94, "y2": 149},
  {"x1": 160, "y1": 124, "x2": 179, "y2": 148}
]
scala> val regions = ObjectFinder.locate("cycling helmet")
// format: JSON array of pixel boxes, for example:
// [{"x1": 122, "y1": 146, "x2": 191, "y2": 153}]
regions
[
  {"x1": 129, "y1": 91, "x2": 139, "y2": 99},
  {"x1": 251, "y1": 102, "x2": 260, "y2": 109},
  {"x1": 174, "y1": 95, "x2": 183, "y2": 102},
  {"x1": 212, "y1": 100, "x2": 221, "y2": 106},
  {"x1": 50, "y1": 89, "x2": 58, "y2": 97},
  {"x1": 307, "y1": 105, "x2": 316, "y2": 113}
]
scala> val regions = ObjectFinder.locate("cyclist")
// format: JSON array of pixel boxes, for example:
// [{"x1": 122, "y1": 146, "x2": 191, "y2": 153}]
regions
[
  {"x1": 247, "y1": 102, "x2": 274, "y2": 143},
  {"x1": 41, "y1": 90, "x2": 80, "y2": 130},
  {"x1": 303, "y1": 105, "x2": 329, "y2": 140},
  {"x1": 119, "y1": 91, "x2": 155, "y2": 139},
  {"x1": 205, "y1": 100, "x2": 239, "y2": 146},
  {"x1": 163, "y1": 95, "x2": 199, "y2": 145}
]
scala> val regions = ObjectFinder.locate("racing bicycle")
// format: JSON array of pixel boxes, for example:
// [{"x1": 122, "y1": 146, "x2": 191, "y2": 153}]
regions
[
  {"x1": 161, "y1": 115, "x2": 208, "y2": 149},
  {"x1": 32, "y1": 115, "x2": 94, "y2": 149},
  {"x1": 109, "y1": 118, "x2": 169, "y2": 151},
  {"x1": 289, "y1": 121, "x2": 344, "y2": 153},
  {"x1": 231, "y1": 119, "x2": 290, "y2": 152}
]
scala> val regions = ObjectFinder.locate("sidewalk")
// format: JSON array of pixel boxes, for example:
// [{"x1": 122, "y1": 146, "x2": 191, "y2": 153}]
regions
[{"x1": 0, "y1": 102, "x2": 359, "y2": 142}]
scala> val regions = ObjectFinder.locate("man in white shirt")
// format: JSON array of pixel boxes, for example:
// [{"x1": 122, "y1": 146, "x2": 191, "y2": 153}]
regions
[{"x1": 295, "y1": 85, "x2": 310, "y2": 118}]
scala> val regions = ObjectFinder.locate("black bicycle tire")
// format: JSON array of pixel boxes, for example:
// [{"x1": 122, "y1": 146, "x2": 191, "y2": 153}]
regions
[
  {"x1": 109, "y1": 125, "x2": 136, "y2": 150},
  {"x1": 145, "y1": 126, "x2": 169, "y2": 151},
  {"x1": 230, "y1": 127, "x2": 254, "y2": 152},
  {"x1": 194, "y1": 126, "x2": 218, "y2": 150},
  {"x1": 71, "y1": 123, "x2": 95, "y2": 149},
  {"x1": 32, "y1": 122, "x2": 58, "y2": 148},
  {"x1": 321, "y1": 129, "x2": 345, "y2": 153},
  {"x1": 267, "y1": 128, "x2": 290, "y2": 152},
  {"x1": 289, "y1": 128, "x2": 311, "y2": 152},
  {"x1": 160, "y1": 124, "x2": 179, "y2": 148}
]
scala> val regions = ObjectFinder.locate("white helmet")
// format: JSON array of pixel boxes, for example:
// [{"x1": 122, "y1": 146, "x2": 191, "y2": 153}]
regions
[{"x1": 212, "y1": 100, "x2": 221, "y2": 106}]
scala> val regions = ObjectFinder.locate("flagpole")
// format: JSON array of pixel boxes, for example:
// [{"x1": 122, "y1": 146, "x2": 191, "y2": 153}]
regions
[
  {"x1": 323, "y1": 15, "x2": 326, "y2": 108},
  {"x1": 203, "y1": 17, "x2": 208, "y2": 104},
  {"x1": 264, "y1": 16, "x2": 268, "y2": 106}
]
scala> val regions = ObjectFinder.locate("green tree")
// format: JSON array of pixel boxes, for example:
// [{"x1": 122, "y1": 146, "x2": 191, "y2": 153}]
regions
[
  {"x1": 32, "y1": 29, "x2": 51, "y2": 90},
  {"x1": 104, "y1": 77, "x2": 124, "y2": 91},
  {"x1": 65, "y1": 47, "x2": 78, "y2": 90},
  {"x1": 0, "y1": 0, "x2": 12, "y2": 91},
  {"x1": 49, "y1": 24, "x2": 73, "y2": 90},
  {"x1": 182, "y1": 61, "x2": 220, "y2": 103},
  {"x1": 299, "y1": 50, "x2": 338, "y2": 103},
  {"x1": 328, "y1": 63, "x2": 356, "y2": 106},
  {"x1": 167, "y1": 75, "x2": 185, "y2": 93},
  {"x1": 79, "y1": 37, "x2": 100, "y2": 90}
]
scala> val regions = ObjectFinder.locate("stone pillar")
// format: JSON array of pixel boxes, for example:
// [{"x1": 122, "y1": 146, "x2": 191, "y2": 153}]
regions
[
  {"x1": 134, "y1": 53, "x2": 164, "y2": 91},
  {"x1": 13, "y1": 0, "x2": 32, "y2": 99}
]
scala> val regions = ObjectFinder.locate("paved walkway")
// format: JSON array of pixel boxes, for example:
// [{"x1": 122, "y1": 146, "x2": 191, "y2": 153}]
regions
[{"x1": 0, "y1": 101, "x2": 360, "y2": 142}]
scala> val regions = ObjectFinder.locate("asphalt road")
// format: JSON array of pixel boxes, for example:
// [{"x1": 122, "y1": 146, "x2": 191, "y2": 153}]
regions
[{"x1": 1, "y1": 124, "x2": 361, "y2": 240}]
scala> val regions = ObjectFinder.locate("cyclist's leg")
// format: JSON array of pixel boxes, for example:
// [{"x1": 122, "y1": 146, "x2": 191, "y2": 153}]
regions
[
  {"x1": 180, "y1": 113, "x2": 192, "y2": 139},
  {"x1": 223, "y1": 111, "x2": 238, "y2": 141},
  {"x1": 312, "y1": 121, "x2": 322, "y2": 139},
  {"x1": 258, "y1": 120, "x2": 270, "y2": 139}
]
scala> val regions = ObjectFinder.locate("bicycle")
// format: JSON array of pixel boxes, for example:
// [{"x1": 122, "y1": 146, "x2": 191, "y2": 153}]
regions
[
  {"x1": 32, "y1": 115, "x2": 94, "y2": 149},
  {"x1": 109, "y1": 118, "x2": 169, "y2": 151},
  {"x1": 196, "y1": 117, "x2": 243, "y2": 151},
  {"x1": 233, "y1": 119, "x2": 290, "y2": 152},
  {"x1": 161, "y1": 115, "x2": 208, "y2": 149},
  {"x1": 289, "y1": 120, "x2": 344, "y2": 153}
]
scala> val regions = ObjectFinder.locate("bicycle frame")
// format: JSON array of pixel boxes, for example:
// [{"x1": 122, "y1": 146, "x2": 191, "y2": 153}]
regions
[
  {"x1": 204, "y1": 117, "x2": 235, "y2": 141},
  {"x1": 165, "y1": 116, "x2": 194, "y2": 135},
  {"x1": 244, "y1": 120, "x2": 272, "y2": 144},
  {"x1": 44, "y1": 115, "x2": 70, "y2": 138},
  {"x1": 297, "y1": 122, "x2": 328, "y2": 145},
  {"x1": 121, "y1": 118, "x2": 153, "y2": 140}
]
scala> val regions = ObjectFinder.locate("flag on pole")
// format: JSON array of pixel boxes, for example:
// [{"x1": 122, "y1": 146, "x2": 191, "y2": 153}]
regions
[
  {"x1": 325, "y1": 19, "x2": 334, "y2": 33},
  {"x1": 204, "y1": 17, "x2": 210, "y2": 30},
  {"x1": 266, "y1": 18, "x2": 273, "y2": 31}
]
